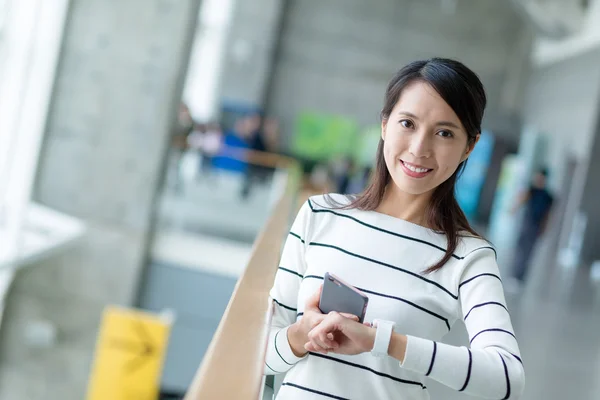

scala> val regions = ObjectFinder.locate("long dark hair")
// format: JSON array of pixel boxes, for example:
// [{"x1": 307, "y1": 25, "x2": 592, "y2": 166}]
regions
[{"x1": 329, "y1": 58, "x2": 487, "y2": 273}]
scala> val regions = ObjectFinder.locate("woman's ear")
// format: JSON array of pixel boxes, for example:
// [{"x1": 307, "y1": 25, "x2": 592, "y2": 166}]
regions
[
  {"x1": 381, "y1": 119, "x2": 388, "y2": 141},
  {"x1": 461, "y1": 134, "x2": 480, "y2": 162}
]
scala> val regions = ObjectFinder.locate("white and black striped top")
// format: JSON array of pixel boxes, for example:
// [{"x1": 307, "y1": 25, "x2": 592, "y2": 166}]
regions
[{"x1": 265, "y1": 194, "x2": 524, "y2": 400}]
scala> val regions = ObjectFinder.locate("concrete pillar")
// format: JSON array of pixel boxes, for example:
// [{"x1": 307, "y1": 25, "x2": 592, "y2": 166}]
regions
[
  {"x1": 218, "y1": 0, "x2": 285, "y2": 108},
  {"x1": 0, "y1": 0, "x2": 201, "y2": 397},
  {"x1": 579, "y1": 122, "x2": 600, "y2": 264}
]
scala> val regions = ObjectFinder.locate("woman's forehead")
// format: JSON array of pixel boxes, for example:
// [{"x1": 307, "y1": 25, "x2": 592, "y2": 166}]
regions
[{"x1": 395, "y1": 82, "x2": 458, "y2": 117}]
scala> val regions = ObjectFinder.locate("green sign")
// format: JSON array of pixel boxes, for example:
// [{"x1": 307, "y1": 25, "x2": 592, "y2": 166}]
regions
[
  {"x1": 293, "y1": 112, "x2": 359, "y2": 161},
  {"x1": 355, "y1": 125, "x2": 381, "y2": 168}
]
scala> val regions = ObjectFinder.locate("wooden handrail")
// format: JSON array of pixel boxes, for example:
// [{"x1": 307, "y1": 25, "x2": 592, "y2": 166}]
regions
[
  {"x1": 184, "y1": 164, "x2": 305, "y2": 400},
  {"x1": 172, "y1": 139, "x2": 296, "y2": 170},
  {"x1": 218, "y1": 147, "x2": 295, "y2": 170}
]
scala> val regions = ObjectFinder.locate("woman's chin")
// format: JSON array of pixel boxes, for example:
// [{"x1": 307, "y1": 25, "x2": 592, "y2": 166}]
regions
[{"x1": 389, "y1": 177, "x2": 434, "y2": 197}]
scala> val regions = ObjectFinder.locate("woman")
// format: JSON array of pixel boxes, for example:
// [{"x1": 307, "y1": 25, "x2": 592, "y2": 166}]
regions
[{"x1": 265, "y1": 58, "x2": 524, "y2": 399}]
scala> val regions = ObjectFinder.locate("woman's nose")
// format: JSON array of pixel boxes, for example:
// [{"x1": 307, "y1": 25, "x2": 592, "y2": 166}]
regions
[{"x1": 408, "y1": 132, "x2": 432, "y2": 158}]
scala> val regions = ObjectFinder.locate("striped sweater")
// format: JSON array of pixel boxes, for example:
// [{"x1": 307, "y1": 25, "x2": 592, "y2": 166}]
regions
[{"x1": 265, "y1": 194, "x2": 524, "y2": 400}]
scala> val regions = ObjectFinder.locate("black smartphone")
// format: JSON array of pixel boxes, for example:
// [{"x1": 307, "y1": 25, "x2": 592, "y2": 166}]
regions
[{"x1": 318, "y1": 272, "x2": 369, "y2": 323}]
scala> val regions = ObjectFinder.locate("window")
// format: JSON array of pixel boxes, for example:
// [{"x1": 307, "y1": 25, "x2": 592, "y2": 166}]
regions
[
  {"x1": 0, "y1": 0, "x2": 82, "y2": 325},
  {"x1": 183, "y1": 0, "x2": 235, "y2": 122}
]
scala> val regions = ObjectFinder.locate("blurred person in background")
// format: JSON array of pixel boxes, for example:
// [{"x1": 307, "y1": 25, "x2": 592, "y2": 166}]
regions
[
  {"x1": 346, "y1": 166, "x2": 373, "y2": 194},
  {"x1": 263, "y1": 117, "x2": 281, "y2": 152},
  {"x1": 509, "y1": 167, "x2": 554, "y2": 285},
  {"x1": 201, "y1": 122, "x2": 223, "y2": 176},
  {"x1": 264, "y1": 58, "x2": 524, "y2": 400},
  {"x1": 171, "y1": 103, "x2": 195, "y2": 192},
  {"x1": 334, "y1": 156, "x2": 356, "y2": 194},
  {"x1": 241, "y1": 113, "x2": 277, "y2": 199},
  {"x1": 186, "y1": 122, "x2": 206, "y2": 149},
  {"x1": 176, "y1": 102, "x2": 194, "y2": 139},
  {"x1": 187, "y1": 121, "x2": 223, "y2": 180}
]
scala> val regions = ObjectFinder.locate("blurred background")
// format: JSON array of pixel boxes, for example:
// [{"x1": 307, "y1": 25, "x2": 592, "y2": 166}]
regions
[{"x1": 1, "y1": 0, "x2": 600, "y2": 399}]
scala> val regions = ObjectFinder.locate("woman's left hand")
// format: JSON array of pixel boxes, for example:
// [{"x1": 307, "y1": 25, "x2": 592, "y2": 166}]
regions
[{"x1": 305, "y1": 312, "x2": 376, "y2": 356}]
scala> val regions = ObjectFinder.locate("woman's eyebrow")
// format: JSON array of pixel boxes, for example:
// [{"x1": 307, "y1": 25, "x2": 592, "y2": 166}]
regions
[
  {"x1": 398, "y1": 111, "x2": 460, "y2": 129},
  {"x1": 437, "y1": 121, "x2": 460, "y2": 129}
]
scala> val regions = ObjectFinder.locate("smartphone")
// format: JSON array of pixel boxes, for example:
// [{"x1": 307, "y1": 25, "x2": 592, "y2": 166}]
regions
[{"x1": 319, "y1": 272, "x2": 369, "y2": 323}]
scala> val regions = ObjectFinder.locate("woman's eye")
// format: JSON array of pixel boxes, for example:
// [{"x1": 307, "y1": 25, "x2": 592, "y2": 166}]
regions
[
  {"x1": 400, "y1": 119, "x2": 414, "y2": 129},
  {"x1": 437, "y1": 130, "x2": 453, "y2": 138}
]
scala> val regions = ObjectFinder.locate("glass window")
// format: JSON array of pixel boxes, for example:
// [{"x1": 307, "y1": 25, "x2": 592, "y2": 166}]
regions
[
  {"x1": 183, "y1": 0, "x2": 235, "y2": 122},
  {"x1": 0, "y1": 0, "x2": 78, "y2": 325}
]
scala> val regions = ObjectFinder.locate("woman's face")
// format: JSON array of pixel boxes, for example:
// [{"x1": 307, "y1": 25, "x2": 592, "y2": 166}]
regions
[{"x1": 381, "y1": 80, "x2": 478, "y2": 197}]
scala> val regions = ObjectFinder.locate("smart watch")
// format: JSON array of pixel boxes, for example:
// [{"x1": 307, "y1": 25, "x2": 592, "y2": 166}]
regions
[{"x1": 371, "y1": 319, "x2": 395, "y2": 357}]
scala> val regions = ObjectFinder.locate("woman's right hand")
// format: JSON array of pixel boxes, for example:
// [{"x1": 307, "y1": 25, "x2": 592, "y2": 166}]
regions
[
  {"x1": 287, "y1": 285, "x2": 358, "y2": 356},
  {"x1": 288, "y1": 285, "x2": 329, "y2": 357}
]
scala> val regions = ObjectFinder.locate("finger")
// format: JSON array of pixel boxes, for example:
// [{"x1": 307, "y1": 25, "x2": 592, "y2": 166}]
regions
[
  {"x1": 308, "y1": 327, "x2": 333, "y2": 351},
  {"x1": 319, "y1": 332, "x2": 339, "y2": 349},
  {"x1": 340, "y1": 313, "x2": 359, "y2": 322},
  {"x1": 313, "y1": 313, "x2": 344, "y2": 344},
  {"x1": 305, "y1": 284, "x2": 324, "y2": 311},
  {"x1": 314, "y1": 339, "x2": 332, "y2": 353},
  {"x1": 306, "y1": 339, "x2": 328, "y2": 354},
  {"x1": 309, "y1": 332, "x2": 331, "y2": 352},
  {"x1": 304, "y1": 341, "x2": 326, "y2": 354},
  {"x1": 316, "y1": 313, "x2": 344, "y2": 336},
  {"x1": 304, "y1": 342, "x2": 316, "y2": 352},
  {"x1": 304, "y1": 313, "x2": 326, "y2": 331},
  {"x1": 312, "y1": 313, "x2": 326, "y2": 326}
]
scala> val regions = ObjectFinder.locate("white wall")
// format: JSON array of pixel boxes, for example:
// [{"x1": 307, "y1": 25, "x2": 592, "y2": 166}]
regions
[
  {"x1": 523, "y1": 48, "x2": 600, "y2": 186},
  {"x1": 266, "y1": 0, "x2": 531, "y2": 148},
  {"x1": 533, "y1": 0, "x2": 600, "y2": 66}
]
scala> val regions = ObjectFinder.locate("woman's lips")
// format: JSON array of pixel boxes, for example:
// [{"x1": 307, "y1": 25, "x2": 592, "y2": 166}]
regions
[{"x1": 400, "y1": 160, "x2": 433, "y2": 178}]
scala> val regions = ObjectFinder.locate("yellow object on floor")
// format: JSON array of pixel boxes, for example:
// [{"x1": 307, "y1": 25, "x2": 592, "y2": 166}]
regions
[{"x1": 86, "y1": 306, "x2": 172, "y2": 400}]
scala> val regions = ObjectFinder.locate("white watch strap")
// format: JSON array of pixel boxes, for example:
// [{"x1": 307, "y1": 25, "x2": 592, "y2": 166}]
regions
[{"x1": 371, "y1": 319, "x2": 395, "y2": 357}]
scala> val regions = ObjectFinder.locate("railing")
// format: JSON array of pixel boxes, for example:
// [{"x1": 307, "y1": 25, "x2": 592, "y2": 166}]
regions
[
  {"x1": 159, "y1": 145, "x2": 299, "y2": 243},
  {"x1": 183, "y1": 150, "x2": 320, "y2": 399}
]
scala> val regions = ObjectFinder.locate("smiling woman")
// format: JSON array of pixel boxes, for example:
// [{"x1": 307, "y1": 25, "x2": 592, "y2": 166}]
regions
[
  {"x1": 328, "y1": 58, "x2": 486, "y2": 273},
  {"x1": 384, "y1": 82, "x2": 474, "y2": 195},
  {"x1": 265, "y1": 58, "x2": 525, "y2": 400}
]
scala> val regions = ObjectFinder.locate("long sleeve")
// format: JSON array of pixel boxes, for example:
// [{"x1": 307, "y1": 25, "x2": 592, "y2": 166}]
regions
[
  {"x1": 400, "y1": 248, "x2": 525, "y2": 399},
  {"x1": 264, "y1": 200, "x2": 313, "y2": 375}
]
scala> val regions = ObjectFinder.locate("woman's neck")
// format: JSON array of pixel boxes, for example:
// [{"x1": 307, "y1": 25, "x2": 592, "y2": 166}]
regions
[{"x1": 376, "y1": 184, "x2": 432, "y2": 227}]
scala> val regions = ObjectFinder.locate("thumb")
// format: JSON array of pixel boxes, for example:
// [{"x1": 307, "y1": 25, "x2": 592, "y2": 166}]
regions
[
  {"x1": 306, "y1": 284, "x2": 323, "y2": 310},
  {"x1": 340, "y1": 313, "x2": 359, "y2": 322}
]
